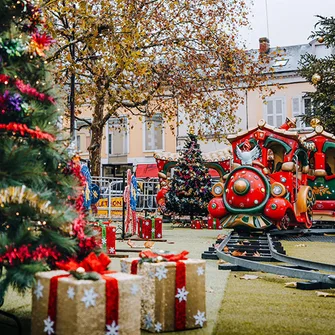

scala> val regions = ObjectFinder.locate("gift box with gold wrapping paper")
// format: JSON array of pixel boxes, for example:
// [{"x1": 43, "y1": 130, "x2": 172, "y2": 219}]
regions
[
  {"x1": 31, "y1": 253, "x2": 141, "y2": 335},
  {"x1": 120, "y1": 250, "x2": 206, "y2": 332}
]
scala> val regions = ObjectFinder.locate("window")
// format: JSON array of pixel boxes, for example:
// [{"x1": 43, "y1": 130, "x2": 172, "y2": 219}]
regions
[
  {"x1": 264, "y1": 97, "x2": 285, "y2": 127},
  {"x1": 75, "y1": 119, "x2": 91, "y2": 153},
  {"x1": 144, "y1": 114, "x2": 163, "y2": 151},
  {"x1": 108, "y1": 117, "x2": 128, "y2": 155},
  {"x1": 273, "y1": 59, "x2": 288, "y2": 67},
  {"x1": 292, "y1": 96, "x2": 312, "y2": 128}
]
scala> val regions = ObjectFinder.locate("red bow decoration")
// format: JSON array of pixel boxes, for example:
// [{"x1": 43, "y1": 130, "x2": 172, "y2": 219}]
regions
[
  {"x1": 56, "y1": 252, "x2": 111, "y2": 274},
  {"x1": 139, "y1": 250, "x2": 189, "y2": 262}
]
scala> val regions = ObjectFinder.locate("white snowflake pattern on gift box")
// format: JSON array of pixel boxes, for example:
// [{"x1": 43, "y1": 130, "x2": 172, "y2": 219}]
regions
[
  {"x1": 155, "y1": 265, "x2": 168, "y2": 281},
  {"x1": 130, "y1": 284, "x2": 139, "y2": 295},
  {"x1": 109, "y1": 247, "x2": 115, "y2": 254},
  {"x1": 81, "y1": 287, "x2": 98, "y2": 308},
  {"x1": 102, "y1": 237, "x2": 107, "y2": 245},
  {"x1": 43, "y1": 316, "x2": 54, "y2": 335},
  {"x1": 154, "y1": 322, "x2": 162, "y2": 333},
  {"x1": 175, "y1": 286, "x2": 189, "y2": 302},
  {"x1": 194, "y1": 310, "x2": 206, "y2": 327},
  {"x1": 120, "y1": 262, "x2": 128, "y2": 273},
  {"x1": 105, "y1": 321, "x2": 119, "y2": 335},
  {"x1": 144, "y1": 313, "x2": 153, "y2": 329},
  {"x1": 34, "y1": 280, "x2": 44, "y2": 300},
  {"x1": 197, "y1": 266, "x2": 204, "y2": 276},
  {"x1": 67, "y1": 286, "x2": 75, "y2": 300}
]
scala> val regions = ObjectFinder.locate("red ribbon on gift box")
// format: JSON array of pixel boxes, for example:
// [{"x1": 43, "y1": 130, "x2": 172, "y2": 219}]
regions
[
  {"x1": 47, "y1": 253, "x2": 119, "y2": 332},
  {"x1": 131, "y1": 259, "x2": 139, "y2": 274}
]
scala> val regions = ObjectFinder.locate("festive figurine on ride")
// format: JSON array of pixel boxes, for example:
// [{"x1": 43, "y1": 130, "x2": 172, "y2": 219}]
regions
[{"x1": 208, "y1": 118, "x2": 316, "y2": 230}]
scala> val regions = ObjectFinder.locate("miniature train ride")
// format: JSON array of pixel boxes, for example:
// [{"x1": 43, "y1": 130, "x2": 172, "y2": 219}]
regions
[{"x1": 155, "y1": 118, "x2": 335, "y2": 231}]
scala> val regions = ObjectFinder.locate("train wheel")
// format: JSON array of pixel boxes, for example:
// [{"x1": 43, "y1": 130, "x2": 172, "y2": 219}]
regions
[{"x1": 276, "y1": 213, "x2": 290, "y2": 230}]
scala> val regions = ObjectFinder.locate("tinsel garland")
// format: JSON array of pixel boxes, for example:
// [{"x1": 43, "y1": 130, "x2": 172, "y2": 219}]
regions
[
  {"x1": 0, "y1": 122, "x2": 55, "y2": 141},
  {"x1": 0, "y1": 244, "x2": 61, "y2": 265},
  {"x1": 0, "y1": 74, "x2": 55, "y2": 104},
  {"x1": 0, "y1": 185, "x2": 57, "y2": 215}
]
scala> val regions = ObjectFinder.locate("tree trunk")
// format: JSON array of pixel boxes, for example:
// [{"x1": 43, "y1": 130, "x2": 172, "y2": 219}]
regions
[{"x1": 89, "y1": 93, "x2": 105, "y2": 176}]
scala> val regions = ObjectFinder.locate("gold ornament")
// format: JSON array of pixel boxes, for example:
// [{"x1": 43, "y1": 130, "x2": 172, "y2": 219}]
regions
[
  {"x1": 317, "y1": 36, "x2": 324, "y2": 43},
  {"x1": 312, "y1": 73, "x2": 321, "y2": 85},
  {"x1": 310, "y1": 118, "x2": 321, "y2": 128}
]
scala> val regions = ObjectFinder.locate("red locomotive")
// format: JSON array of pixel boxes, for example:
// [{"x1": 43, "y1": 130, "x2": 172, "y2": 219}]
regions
[{"x1": 208, "y1": 118, "x2": 317, "y2": 230}]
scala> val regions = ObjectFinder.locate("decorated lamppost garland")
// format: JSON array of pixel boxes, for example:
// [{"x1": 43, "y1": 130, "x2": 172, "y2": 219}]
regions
[{"x1": 123, "y1": 169, "x2": 138, "y2": 236}]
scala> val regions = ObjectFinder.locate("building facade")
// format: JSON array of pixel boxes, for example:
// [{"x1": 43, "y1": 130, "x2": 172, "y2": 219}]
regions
[
  {"x1": 75, "y1": 38, "x2": 334, "y2": 176},
  {"x1": 177, "y1": 38, "x2": 334, "y2": 152},
  {"x1": 75, "y1": 109, "x2": 176, "y2": 178}
]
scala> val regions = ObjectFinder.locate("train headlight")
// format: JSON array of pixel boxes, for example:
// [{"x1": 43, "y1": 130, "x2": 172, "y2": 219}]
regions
[
  {"x1": 271, "y1": 182, "x2": 286, "y2": 197},
  {"x1": 212, "y1": 182, "x2": 224, "y2": 197}
]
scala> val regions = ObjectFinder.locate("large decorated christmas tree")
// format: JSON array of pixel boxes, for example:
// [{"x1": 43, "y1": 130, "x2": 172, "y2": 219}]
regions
[
  {"x1": 0, "y1": 0, "x2": 96, "y2": 301},
  {"x1": 165, "y1": 133, "x2": 212, "y2": 218}
]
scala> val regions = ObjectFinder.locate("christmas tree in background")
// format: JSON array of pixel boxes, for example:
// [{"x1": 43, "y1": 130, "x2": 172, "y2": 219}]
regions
[
  {"x1": 165, "y1": 133, "x2": 212, "y2": 219},
  {"x1": 0, "y1": 0, "x2": 96, "y2": 301},
  {"x1": 298, "y1": 15, "x2": 335, "y2": 133}
]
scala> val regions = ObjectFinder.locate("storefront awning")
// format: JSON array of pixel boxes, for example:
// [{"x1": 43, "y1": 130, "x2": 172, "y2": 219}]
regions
[{"x1": 136, "y1": 164, "x2": 159, "y2": 178}]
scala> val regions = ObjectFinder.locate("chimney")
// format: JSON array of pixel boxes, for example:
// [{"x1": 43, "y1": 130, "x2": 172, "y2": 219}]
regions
[{"x1": 259, "y1": 37, "x2": 270, "y2": 54}]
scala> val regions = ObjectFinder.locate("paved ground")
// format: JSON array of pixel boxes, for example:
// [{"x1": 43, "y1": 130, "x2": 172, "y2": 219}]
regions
[{"x1": 0, "y1": 224, "x2": 230, "y2": 335}]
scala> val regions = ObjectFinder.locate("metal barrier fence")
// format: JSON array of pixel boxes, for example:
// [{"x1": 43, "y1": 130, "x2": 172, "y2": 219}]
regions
[{"x1": 91, "y1": 176, "x2": 159, "y2": 219}]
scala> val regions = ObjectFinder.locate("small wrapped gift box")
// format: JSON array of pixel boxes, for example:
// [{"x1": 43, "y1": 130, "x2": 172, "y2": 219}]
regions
[
  {"x1": 92, "y1": 222, "x2": 116, "y2": 254},
  {"x1": 207, "y1": 216, "x2": 222, "y2": 230},
  {"x1": 120, "y1": 251, "x2": 206, "y2": 332},
  {"x1": 138, "y1": 217, "x2": 163, "y2": 239},
  {"x1": 32, "y1": 261, "x2": 141, "y2": 335},
  {"x1": 191, "y1": 219, "x2": 203, "y2": 229}
]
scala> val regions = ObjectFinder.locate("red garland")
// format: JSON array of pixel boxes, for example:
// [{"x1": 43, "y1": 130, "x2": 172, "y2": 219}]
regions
[
  {"x1": 175, "y1": 261, "x2": 187, "y2": 330},
  {"x1": 0, "y1": 244, "x2": 61, "y2": 265},
  {"x1": 0, "y1": 122, "x2": 55, "y2": 141},
  {"x1": 0, "y1": 74, "x2": 55, "y2": 104}
]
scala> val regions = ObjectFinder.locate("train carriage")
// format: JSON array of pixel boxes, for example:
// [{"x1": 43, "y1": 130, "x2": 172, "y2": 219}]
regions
[{"x1": 303, "y1": 122, "x2": 335, "y2": 222}]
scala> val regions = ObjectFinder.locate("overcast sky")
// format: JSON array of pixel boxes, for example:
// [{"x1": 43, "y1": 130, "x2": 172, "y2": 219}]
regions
[{"x1": 242, "y1": 0, "x2": 335, "y2": 49}]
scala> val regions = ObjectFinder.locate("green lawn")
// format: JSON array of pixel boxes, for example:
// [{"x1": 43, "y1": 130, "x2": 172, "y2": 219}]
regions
[{"x1": 214, "y1": 241, "x2": 335, "y2": 335}]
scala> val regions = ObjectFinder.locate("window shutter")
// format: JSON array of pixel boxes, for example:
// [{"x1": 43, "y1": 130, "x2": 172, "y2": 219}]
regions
[
  {"x1": 276, "y1": 99, "x2": 283, "y2": 126},
  {"x1": 266, "y1": 100, "x2": 274, "y2": 125}
]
